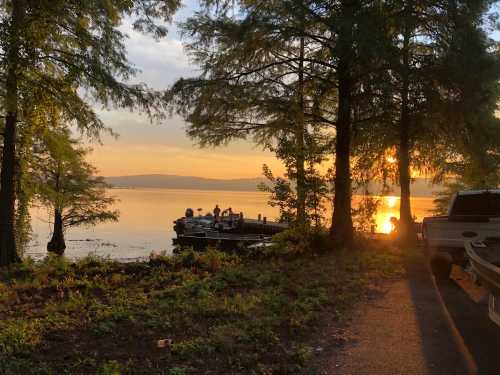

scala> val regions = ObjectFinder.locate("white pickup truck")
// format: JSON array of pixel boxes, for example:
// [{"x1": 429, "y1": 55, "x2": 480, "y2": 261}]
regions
[{"x1": 422, "y1": 190, "x2": 500, "y2": 278}]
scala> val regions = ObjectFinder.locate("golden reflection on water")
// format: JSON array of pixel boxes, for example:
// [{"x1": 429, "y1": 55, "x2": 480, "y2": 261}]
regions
[
  {"x1": 370, "y1": 196, "x2": 435, "y2": 234},
  {"x1": 386, "y1": 196, "x2": 398, "y2": 208},
  {"x1": 28, "y1": 189, "x2": 436, "y2": 259}
]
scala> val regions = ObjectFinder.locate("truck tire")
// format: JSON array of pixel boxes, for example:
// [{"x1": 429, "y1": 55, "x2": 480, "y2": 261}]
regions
[{"x1": 430, "y1": 253, "x2": 452, "y2": 280}]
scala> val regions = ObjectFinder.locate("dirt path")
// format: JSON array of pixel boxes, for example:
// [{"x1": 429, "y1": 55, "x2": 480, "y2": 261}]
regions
[{"x1": 307, "y1": 252, "x2": 500, "y2": 375}]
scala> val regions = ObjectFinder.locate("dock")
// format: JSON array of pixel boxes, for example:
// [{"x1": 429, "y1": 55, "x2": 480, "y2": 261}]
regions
[{"x1": 173, "y1": 211, "x2": 288, "y2": 251}]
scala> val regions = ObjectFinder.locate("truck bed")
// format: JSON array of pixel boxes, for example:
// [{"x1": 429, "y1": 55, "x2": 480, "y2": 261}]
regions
[{"x1": 423, "y1": 216, "x2": 500, "y2": 249}]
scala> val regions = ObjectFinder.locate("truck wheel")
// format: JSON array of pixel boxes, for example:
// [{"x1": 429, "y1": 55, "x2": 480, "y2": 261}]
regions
[{"x1": 430, "y1": 253, "x2": 452, "y2": 280}]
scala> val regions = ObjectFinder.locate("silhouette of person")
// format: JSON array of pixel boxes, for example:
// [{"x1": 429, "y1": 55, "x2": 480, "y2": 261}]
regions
[
  {"x1": 390, "y1": 216, "x2": 399, "y2": 236},
  {"x1": 213, "y1": 204, "x2": 221, "y2": 220},
  {"x1": 237, "y1": 212, "x2": 244, "y2": 231}
]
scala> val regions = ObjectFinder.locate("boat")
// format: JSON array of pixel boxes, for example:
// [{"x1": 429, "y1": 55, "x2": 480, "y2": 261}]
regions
[
  {"x1": 173, "y1": 232, "x2": 273, "y2": 251},
  {"x1": 172, "y1": 208, "x2": 288, "y2": 251},
  {"x1": 464, "y1": 238, "x2": 500, "y2": 326}
]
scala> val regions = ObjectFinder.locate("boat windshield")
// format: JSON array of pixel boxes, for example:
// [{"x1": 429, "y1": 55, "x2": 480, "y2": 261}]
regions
[{"x1": 450, "y1": 192, "x2": 500, "y2": 216}]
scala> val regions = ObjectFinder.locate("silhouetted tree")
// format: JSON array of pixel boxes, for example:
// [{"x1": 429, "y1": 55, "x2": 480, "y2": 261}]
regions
[
  {"x1": 353, "y1": 0, "x2": 500, "y2": 244},
  {"x1": 34, "y1": 128, "x2": 118, "y2": 255},
  {"x1": 170, "y1": 0, "x2": 334, "y2": 231}
]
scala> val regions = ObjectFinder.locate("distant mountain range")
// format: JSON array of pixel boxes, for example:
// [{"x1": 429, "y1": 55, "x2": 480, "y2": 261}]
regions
[
  {"x1": 104, "y1": 174, "x2": 443, "y2": 197},
  {"x1": 104, "y1": 174, "x2": 267, "y2": 192}
]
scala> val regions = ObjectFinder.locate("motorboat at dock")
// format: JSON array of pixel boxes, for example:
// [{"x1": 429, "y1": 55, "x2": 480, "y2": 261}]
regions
[{"x1": 173, "y1": 209, "x2": 288, "y2": 251}]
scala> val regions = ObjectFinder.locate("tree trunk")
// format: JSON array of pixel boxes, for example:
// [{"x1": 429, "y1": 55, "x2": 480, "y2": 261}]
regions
[
  {"x1": 331, "y1": 77, "x2": 353, "y2": 247},
  {"x1": 295, "y1": 36, "x2": 307, "y2": 230},
  {"x1": 0, "y1": 1, "x2": 24, "y2": 267},
  {"x1": 47, "y1": 209, "x2": 66, "y2": 255},
  {"x1": 398, "y1": 23, "x2": 416, "y2": 245},
  {"x1": 330, "y1": 3, "x2": 354, "y2": 248}
]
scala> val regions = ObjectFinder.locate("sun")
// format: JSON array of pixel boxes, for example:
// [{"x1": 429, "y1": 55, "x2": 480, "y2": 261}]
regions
[
  {"x1": 382, "y1": 221, "x2": 393, "y2": 234},
  {"x1": 386, "y1": 196, "x2": 398, "y2": 208}
]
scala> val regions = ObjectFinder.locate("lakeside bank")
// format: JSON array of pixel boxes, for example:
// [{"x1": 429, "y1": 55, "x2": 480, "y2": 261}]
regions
[{"x1": 0, "y1": 238, "x2": 403, "y2": 374}]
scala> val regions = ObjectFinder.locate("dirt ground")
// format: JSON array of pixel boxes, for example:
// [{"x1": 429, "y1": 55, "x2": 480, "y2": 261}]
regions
[{"x1": 306, "y1": 250, "x2": 500, "y2": 375}]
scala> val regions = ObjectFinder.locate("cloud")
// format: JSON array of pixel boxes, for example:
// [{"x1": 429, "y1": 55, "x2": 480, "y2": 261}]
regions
[
  {"x1": 120, "y1": 21, "x2": 195, "y2": 89},
  {"x1": 88, "y1": 4, "x2": 280, "y2": 179}
]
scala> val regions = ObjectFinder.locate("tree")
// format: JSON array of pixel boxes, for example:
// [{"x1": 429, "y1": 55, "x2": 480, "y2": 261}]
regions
[
  {"x1": 328, "y1": 1, "x2": 356, "y2": 247},
  {"x1": 351, "y1": 0, "x2": 500, "y2": 244},
  {"x1": 169, "y1": 0, "x2": 334, "y2": 231},
  {"x1": 258, "y1": 155, "x2": 330, "y2": 227},
  {"x1": 301, "y1": 0, "x2": 393, "y2": 246},
  {"x1": 0, "y1": 0, "x2": 181, "y2": 266},
  {"x1": 170, "y1": 0, "x2": 407, "y2": 247},
  {"x1": 34, "y1": 128, "x2": 118, "y2": 255},
  {"x1": 399, "y1": 0, "x2": 500, "y2": 242}
]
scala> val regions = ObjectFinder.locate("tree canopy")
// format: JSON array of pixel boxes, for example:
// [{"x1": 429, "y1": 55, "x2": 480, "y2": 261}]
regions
[{"x1": 170, "y1": 0, "x2": 500, "y2": 247}]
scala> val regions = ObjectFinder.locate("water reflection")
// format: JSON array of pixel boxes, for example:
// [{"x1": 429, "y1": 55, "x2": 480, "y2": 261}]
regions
[
  {"x1": 370, "y1": 196, "x2": 435, "y2": 234},
  {"x1": 386, "y1": 196, "x2": 398, "y2": 208},
  {"x1": 27, "y1": 189, "x2": 436, "y2": 259}
]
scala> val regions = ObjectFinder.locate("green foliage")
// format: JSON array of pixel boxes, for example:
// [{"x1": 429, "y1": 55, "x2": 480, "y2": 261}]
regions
[
  {"x1": 32, "y1": 127, "x2": 119, "y2": 252},
  {"x1": 0, "y1": 243, "x2": 403, "y2": 374},
  {"x1": 0, "y1": 0, "x2": 182, "y2": 265},
  {"x1": 352, "y1": 195, "x2": 381, "y2": 233},
  {"x1": 352, "y1": 0, "x2": 500, "y2": 212},
  {"x1": 0, "y1": 0, "x2": 182, "y2": 130},
  {"x1": 169, "y1": 0, "x2": 337, "y2": 230},
  {"x1": 271, "y1": 227, "x2": 331, "y2": 255},
  {"x1": 259, "y1": 163, "x2": 331, "y2": 228},
  {"x1": 258, "y1": 165, "x2": 296, "y2": 224},
  {"x1": 98, "y1": 361, "x2": 122, "y2": 375},
  {"x1": 0, "y1": 320, "x2": 40, "y2": 357}
]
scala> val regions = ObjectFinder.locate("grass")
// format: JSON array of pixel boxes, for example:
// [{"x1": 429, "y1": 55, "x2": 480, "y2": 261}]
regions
[{"x1": 0, "y1": 237, "x2": 404, "y2": 374}]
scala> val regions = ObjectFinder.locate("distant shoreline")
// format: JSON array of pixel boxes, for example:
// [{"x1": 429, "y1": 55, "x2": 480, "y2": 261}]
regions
[
  {"x1": 103, "y1": 174, "x2": 441, "y2": 197},
  {"x1": 106, "y1": 185, "x2": 439, "y2": 198}
]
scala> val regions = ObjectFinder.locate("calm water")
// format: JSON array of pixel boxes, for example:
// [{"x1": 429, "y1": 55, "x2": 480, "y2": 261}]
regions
[{"x1": 26, "y1": 188, "x2": 436, "y2": 260}]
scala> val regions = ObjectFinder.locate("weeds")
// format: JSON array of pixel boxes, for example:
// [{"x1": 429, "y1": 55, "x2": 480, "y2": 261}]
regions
[{"x1": 0, "y1": 241, "x2": 403, "y2": 374}]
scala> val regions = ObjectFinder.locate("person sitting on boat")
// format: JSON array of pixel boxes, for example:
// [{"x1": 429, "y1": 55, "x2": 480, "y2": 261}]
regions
[
  {"x1": 227, "y1": 208, "x2": 235, "y2": 226},
  {"x1": 174, "y1": 219, "x2": 185, "y2": 235},
  {"x1": 236, "y1": 212, "x2": 244, "y2": 232},
  {"x1": 185, "y1": 208, "x2": 194, "y2": 218},
  {"x1": 213, "y1": 204, "x2": 221, "y2": 220}
]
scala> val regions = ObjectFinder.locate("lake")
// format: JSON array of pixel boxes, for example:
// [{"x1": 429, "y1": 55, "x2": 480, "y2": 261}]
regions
[{"x1": 26, "y1": 188, "x2": 436, "y2": 260}]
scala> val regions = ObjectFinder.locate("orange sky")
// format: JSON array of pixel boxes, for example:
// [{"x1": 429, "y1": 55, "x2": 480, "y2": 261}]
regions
[
  {"x1": 89, "y1": 6, "x2": 499, "y2": 180},
  {"x1": 88, "y1": 140, "x2": 286, "y2": 179},
  {"x1": 85, "y1": 16, "x2": 290, "y2": 179}
]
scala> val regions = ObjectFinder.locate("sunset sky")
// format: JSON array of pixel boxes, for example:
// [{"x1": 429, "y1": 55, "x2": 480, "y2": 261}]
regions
[
  {"x1": 89, "y1": 2, "x2": 500, "y2": 179},
  {"x1": 88, "y1": 1, "x2": 285, "y2": 179}
]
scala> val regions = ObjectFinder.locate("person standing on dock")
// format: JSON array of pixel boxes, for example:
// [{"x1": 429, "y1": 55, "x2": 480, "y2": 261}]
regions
[{"x1": 213, "y1": 204, "x2": 221, "y2": 221}]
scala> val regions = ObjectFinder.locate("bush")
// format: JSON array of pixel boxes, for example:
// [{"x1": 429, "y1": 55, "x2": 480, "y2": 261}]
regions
[{"x1": 270, "y1": 227, "x2": 330, "y2": 255}]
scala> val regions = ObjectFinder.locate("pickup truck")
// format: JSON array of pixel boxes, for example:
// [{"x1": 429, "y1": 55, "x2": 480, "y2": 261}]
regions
[{"x1": 422, "y1": 190, "x2": 500, "y2": 278}]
